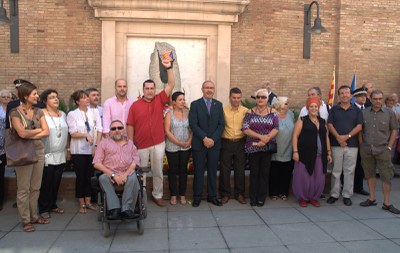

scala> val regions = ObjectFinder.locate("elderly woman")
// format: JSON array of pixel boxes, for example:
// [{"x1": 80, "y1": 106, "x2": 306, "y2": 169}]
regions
[
  {"x1": 0, "y1": 89, "x2": 11, "y2": 211},
  {"x1": 269, "y1": 97, "x2": 295, "y2": 201},
  {"x1": 292, "y1": 97, "x2": 332, "y2": 207},
  {"x1": 67, "y1": 90, "x2": 102, "y2": 214},
  {"x1": 164, "y1": 91, "x2": 192, "y2": 205},
  {"x1": 9, "y1": 83, "x2": 49, "y2": 232},
  {"x1": 242, "y1": 89, "x2": 279, "y2": 207},
  {"x1": 38, "y1": 89, "x2": 69, "y2": 219}
]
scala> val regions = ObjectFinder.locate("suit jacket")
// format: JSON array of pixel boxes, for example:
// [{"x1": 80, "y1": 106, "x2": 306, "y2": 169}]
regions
[{"x1": 189, "y1": 97, "x2": 225, "y2": 151}]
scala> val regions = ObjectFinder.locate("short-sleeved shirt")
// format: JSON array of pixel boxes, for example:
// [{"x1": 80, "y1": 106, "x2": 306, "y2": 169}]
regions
[
  {"x1": 127, "y1": 90, "x2": 169, "y2": 149},
  {"x1": 328, "y1": 103, "x2": 363, "y2": 147},
  {"x1": 361, "y1": 106, "x2": 399, "y2": 154},
  {"x1": 93, "y1": 138, "x2": 141, "y2": 175},
  {"x1": 102, "y1": 97, "x2": 134, "y2": 133},
  {"x1": 9, "y1": 107, "x2": 45, "y2": 149},
  {"x1": 222, "y1": 104, "x2": 247, "y2": 139},
  {"x1": 242, "y1": 110, "x2": 279, "y2": 154}
]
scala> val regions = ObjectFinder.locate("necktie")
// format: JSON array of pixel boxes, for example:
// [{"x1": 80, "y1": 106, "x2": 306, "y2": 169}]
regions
[
  {"x1": 361, "y1": 105, "x2": 364, "y2": 110},
  {"x1": 206, "y1": 100, "x2": 211, "y2": 114}
]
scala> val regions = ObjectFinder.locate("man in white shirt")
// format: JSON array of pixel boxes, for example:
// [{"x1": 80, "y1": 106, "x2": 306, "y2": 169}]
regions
[
  {"x1": 299, "y1": 86, "x2": 330, "y2": 121},
  {"x1": 86, "y1": 88, "x2": 103, "y2": 118}
]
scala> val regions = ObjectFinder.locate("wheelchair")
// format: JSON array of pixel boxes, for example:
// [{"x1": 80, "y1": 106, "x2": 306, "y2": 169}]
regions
[{"x1": 91, "y1": 166, "x2": 149, "y2": 237}]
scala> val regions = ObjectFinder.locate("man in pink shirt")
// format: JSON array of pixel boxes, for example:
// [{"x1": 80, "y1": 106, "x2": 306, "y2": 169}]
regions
[
  {"x1": 127, "y1": 60, "x2": 174, "y2": 207},
  {"x1": 102, "y1": 79, "x2": 135, "y2": 137},
  {"x1": 93, "y1": 120, "x2": 141, "y2": 220}
]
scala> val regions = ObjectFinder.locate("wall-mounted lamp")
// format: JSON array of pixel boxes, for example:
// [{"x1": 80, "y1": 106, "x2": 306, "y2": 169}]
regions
[
  {"x1": 303, "y1": 1, "x2": 327, "y2": 59},
  {"x1": 0, "y1": 0, "x2": 19, "y2": 53}
]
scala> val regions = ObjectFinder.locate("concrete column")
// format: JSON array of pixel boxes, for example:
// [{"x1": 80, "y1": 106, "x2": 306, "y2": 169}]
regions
[
  {"x1": 216, "y1": 24, "x2": 231, "y2": 105},
  {"x1": 101, "y1": 21, "x2": 116, "y2": 103}
]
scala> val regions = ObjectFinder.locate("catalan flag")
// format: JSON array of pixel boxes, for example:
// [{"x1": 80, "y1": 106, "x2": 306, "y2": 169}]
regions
[
  {"x1": 328, "y1": 65, "x2": 336, "y2": 107},
  {"x1": 163, "y1": 51, "x2": 174, "y2": 62}
]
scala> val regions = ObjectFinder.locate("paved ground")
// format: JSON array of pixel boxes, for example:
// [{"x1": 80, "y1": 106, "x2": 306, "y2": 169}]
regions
[{"x1": 1, "y1": 177, "x2": 400, "y2": 253}]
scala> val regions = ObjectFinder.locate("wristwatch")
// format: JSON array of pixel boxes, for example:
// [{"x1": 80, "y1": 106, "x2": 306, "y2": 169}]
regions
[
  {"x1": 388, "y1": 146, "x2": 392, "y2": 151},
  {"x1": 111, "y1": 173, "x2": 115, "y2": 179}
]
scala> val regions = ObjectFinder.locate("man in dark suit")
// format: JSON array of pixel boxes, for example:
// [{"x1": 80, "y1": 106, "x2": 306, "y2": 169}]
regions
[{"x1": 189, "y1": 80, "x2": 225, "y2": 207}]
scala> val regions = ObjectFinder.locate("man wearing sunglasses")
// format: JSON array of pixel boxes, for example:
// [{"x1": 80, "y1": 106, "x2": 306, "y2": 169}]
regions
[{"x1": 93, "y1": 120, "x2": 141, "y2": 220}]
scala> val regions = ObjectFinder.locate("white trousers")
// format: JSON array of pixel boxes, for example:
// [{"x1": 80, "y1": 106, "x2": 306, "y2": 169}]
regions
[
  {"x1": 138, "y1": 141, "x2": 165, "y2": 199},
  {"x1": 330, "y1": 146, "x2": 358, "y2": 198}
]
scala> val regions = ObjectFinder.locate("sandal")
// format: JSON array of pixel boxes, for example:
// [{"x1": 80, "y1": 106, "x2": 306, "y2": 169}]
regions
[
  {"x1": 51, "y1": 207, "x2": 65, "y2": 214},
  {"x1": 271, "y1": 196, "x2": 278, "y2": 201},
  {"x1": 31, "y1": 217, "x2": 50, "y2": 225},
  {"x1": 23, "y1": 223, "x2": 35, "y2": 232},
  {"x1": 382, "y1": 204, "x2": 400, "y2": 214},
  {"x1": 180, "y1": 196, "x2": 187, "y2": 205},
  {"x1": 170, "y1": 196, "x2": 177, "y2": 205},
  {"x1": 281, "y1": 195, "x2": 288, "y2": 201},
  {"x1": 79, "y1": 205, "x2": 87, "y2": 214},
  {"x1": 40, "y1": 212, "x2": 51, "y2": 219},
  {"x1": 86, "y1": 204, "x2": 97, "y2": 211}
]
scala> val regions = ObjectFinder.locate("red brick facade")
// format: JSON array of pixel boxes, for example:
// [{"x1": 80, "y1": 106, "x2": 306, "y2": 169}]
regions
[{"x1": 0, "y1": 0, "x2": 399, "y2": 108}]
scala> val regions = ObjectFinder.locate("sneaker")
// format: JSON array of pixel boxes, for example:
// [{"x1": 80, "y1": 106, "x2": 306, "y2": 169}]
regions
[
  {"x1": 299, "y1": 199, "x2": 308, "y2": 207},
  {"x1": 360, "y1": 199, "x2": 377, "y2": 207},
  {"x1": 309, "y1": 199, "x2": 320, "y2": 207},
  {"x1": 382, "y1": 204, "x2": 400, "y2": 214},
  {"x1": 327, "y1": 196, "x2": 338, "y2": 204}
]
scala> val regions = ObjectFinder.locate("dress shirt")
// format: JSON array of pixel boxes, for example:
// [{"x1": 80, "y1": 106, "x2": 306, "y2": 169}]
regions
[
  {"x1": 222, "y1": 104, "x2": 247, "y2": 139},
  {"x1": 102, "y1": 96, "x2": 135, "y2": 133},
  {"x1": 93, "y1": 138, "x2": 140, "y2": 175}
]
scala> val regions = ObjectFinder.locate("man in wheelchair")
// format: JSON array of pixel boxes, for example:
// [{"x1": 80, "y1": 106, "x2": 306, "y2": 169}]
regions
[{"x1": 93, "y1": 120, "x2": 141, "y2": 220}]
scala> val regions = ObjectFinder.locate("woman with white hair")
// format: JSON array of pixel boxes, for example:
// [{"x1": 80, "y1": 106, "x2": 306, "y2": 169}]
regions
[
  {"x1": 269, "y1": 97, "x2": 294, "y2": 201},
  {"x1": 242, "y1": 89, "x2": 279, "y2": 207}
]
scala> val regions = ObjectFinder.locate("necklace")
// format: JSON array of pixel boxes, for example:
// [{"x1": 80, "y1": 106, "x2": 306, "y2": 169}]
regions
[
  {"x1": 48, "y1": 109, "x2": 62, "y2": 138},
  {"x1": 256, "y1": 106, "x2": 268, "y2": 115},
  {"x1": 310, "y1": 117, "x2": 319, "y2": 127}
]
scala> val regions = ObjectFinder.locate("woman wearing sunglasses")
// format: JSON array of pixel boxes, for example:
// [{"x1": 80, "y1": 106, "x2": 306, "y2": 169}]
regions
[
  {"x1": 242, "y1": 89, "x2": 279, "y2": 207},
  {"x1": 67, "y1": 90, "x2": 102, "y2": 214}
]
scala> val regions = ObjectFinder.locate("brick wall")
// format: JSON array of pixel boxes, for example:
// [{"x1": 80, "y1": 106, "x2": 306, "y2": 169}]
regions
[
  {"x1": 0, "y1": 0, "x2": 101, "y2": 103},
  {"x1": 0, "y1": 0, "x2": 399, "y2": 108}
]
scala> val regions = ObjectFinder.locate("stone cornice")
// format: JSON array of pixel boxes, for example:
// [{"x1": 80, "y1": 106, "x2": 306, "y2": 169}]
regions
[{"x1": 88, "y1": 0, "x2": 250, "y2": 24}]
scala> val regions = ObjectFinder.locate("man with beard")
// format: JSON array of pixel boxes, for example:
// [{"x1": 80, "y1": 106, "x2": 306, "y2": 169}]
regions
[
  {"x1": 93, "y1": 120, "x2": 141, "y2": 220},
  {"x1": 102, "y1": 79, "x2": 135, "y2": 137},
  {"x1": 86, "y1": 88, "x2": 103, "y2": 119}
]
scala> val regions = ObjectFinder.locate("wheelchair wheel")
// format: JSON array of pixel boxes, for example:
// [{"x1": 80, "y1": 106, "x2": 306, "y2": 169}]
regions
[
  {"x1": 137, "y1": 220, "x2": 144, "y2": 235},
  {"x1": 103, "y1": 222, "x2": 110, "y2": 237},
  {"x1": 97, "y1": 204, "x2": 103, "y2": 221},
  {"x1": 142, "y1": 190, "x2": 148, "y2": 218}
]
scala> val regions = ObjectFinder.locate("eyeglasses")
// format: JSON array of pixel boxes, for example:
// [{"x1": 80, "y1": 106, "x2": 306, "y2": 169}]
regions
[
  {"x1": 84, "y1": 121, "x2": 91, "y2": 132},
  {"x1": 256, "y1": 96, "x2": 267, "y2": 99},
  {"x1": 110, "y1": 126, "x2": 124, "y2": 131}
]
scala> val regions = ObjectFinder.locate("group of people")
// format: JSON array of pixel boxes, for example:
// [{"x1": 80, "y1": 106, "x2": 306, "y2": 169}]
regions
[{"x1": 0, "y1": 61, "x2": 399, "y2": 231}]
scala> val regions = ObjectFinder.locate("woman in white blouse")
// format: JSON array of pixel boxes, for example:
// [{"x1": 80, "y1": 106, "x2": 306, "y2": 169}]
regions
[
  {"x1": 38, "y1": 89, "x2": 69, "y2": 219},
  {"x1": 67, "y1": 90, "x2": 102, "y2": 214}
]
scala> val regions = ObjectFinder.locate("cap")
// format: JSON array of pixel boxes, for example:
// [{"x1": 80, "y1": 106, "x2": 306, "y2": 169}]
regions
[{"x1": 352, "y1": 87, "x2": 367, "y2": 97}]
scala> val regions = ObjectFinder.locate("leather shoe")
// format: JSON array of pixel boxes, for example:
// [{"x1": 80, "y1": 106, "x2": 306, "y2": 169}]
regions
[
  {"x1": 192, "y1": 199, "x2": 201, "y2": 207},
  {"x1": 107, "y1": 208, "x2": 121, "y2": 220},
  {"x1": 207, "y1": 197, "x2": 222, "y2": 206},
  {"x1": 354, "y1": 189, "x2": 369, "y2": 196},
  {"x1": 121, "y1": 210, "x2": 140, "y2": 219},
  {"x1": 153, "y1": 197, "x2": 166, "y2": 207},
  {"x1": 343, "y1": 198, "x2": 352, "y2": 206},
  {"x1": 221, "y1": 196, "x2": 230, "y2": 204},
  {"x1": 327, "y1": 196, "x2": 338, "y2": 204},
  {"x1": 235, "y1": 195, "x2": 247, "y2": 204}
]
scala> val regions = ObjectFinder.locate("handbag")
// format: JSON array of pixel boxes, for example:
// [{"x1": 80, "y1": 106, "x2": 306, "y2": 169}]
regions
[
  {"x1": 265, "y1": 142, "x2": 277, "y2": 153},
  {"x1": 5, "y1": 109, "x2": 38, "y2": 166}
]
